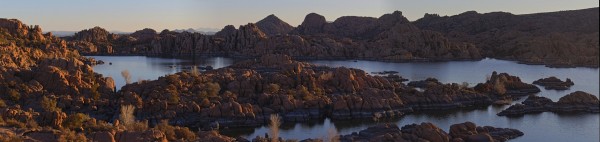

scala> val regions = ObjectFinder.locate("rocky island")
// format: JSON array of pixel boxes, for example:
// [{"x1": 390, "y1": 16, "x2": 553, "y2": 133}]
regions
[
  {"x1": 533, "y1": 76, "x2": 574, "y2": 90},
  {"x1": 498, "y1": 91, "x2": 600, "y2": 116}
]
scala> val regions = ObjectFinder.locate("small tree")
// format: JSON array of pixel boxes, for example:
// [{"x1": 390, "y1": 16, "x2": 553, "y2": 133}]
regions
[
  {"x1": 121, "y1": 70, "x2": 132, "y2": 84},
  {"x1": 269, "y1": 114, "x2": 282, "y2": 142},
  {"x1": 41, "y1": 96, "x2": 60, "y2": 112},
  {"x1": 206, "y1": 82, "x2": 221, "y2": 97},
  {"x1": 326, "y1": 128, "x2": 340, "y2": 142},
  {"x1": 119, "y1": 105, "x2": 135, "y2": 129},
  {"x1": 190, "y1": 66, "x2": 200, "y2": 76},
  {"x1": 63, "y1": 113, "x2": 91, "y2": 130},
  {"x1": 267, "y1": 83, "x2": 280, "y2": 93}
]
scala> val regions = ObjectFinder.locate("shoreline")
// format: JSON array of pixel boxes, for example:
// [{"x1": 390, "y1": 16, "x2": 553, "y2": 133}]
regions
[{"x1": 84, "y1": 54, "x2": 600, "y2": 69}]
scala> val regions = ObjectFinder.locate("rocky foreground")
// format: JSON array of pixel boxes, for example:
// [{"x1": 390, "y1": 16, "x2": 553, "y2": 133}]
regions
[
  {"x1": 498, "y1": 91, "x2": 600, "y2": 116},
  {"x1": 61, "y1": 8, "x2": 599, "y2": 68}
]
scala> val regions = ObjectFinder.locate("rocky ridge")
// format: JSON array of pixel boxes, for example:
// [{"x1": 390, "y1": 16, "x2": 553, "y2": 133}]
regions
[
  {"x1": 498, "y1": 91, "x2": 600, "y2": 116},
  {"x1": 414, "y1": 7, "x2": 599, "y2": 67},
  {"x1": 62, "y1": 8, "x2": 600, "y2": 68},
  {"x1": 64, "y1": 11, "x2": 482, "y2": 62}
]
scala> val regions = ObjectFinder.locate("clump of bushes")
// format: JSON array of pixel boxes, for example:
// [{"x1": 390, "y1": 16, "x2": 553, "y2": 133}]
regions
[
  {"x1": 267, "y1": 83, "x2": 280, "y2": 93},
  {"x1": 154, "y1": 120, "x2": 197, "y2": 141},
  {"x1": 58, "y1": 128, "x2": 87, "y2": 142},
  {"x1": 41, "y1": 96, "x2": 61, "y2": 112},
  {"x1": 63, "y1": 113, "x2": 91, "y2": 130}
]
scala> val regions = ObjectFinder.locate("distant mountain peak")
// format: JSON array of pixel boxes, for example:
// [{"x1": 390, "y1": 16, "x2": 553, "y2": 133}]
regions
[{"x1": 255, "y1": 14, "x2": 294, "y2": 36}]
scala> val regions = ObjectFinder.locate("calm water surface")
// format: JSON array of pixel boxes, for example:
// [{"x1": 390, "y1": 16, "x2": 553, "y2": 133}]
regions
[
  {"x1": 89, "y1": 56, "x2": 234, "y2": 89},
  {"x1": 90, "y1": 56, "x2": 599, "y2": 142}
]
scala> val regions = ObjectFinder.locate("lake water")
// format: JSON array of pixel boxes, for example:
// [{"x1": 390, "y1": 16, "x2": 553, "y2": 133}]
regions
[
  {"x1": 89, "y1": 56, "x2": 235, "y2": 90},
  {"x1": 90, "y1": 56, "x2": 599, "y2": 142}
]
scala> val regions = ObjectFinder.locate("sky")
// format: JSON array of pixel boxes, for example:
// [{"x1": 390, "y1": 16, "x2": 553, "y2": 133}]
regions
[{"x1": 1, "y1": 0, "x2": 598, "y2": 32}]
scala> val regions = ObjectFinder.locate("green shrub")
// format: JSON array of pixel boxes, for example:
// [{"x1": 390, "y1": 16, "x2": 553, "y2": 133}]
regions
[
  {"x1": 267, "y1": 83, "x2": 280, "y2": 93},
  {"x1": 297, "y1": 85, "x2": 314, "y2": 101},
  {"x1": 8, "y1": 89, "x2": 20, "y2": 102},
  {"x1": 168, "y1": 93, "x2": 180, "y2": 104},
  {"x1": 58, "y1": 129, "x2": 87, "y2": 142},
  {"x1": 155, "y1": 120, "x2": 197, "y2": 141},
  {"x1": 0, "y1": 99, "x2": 6, "y2": 108},
  {"x1": 206, "y1": 82, "x2": 220, "y2": 97},
  {"x1": 63, "y1": 113, "x2": 91, "y2": 130},
  {"x1": 41, "y1": 96, "x2": 60, "y2": 112}
]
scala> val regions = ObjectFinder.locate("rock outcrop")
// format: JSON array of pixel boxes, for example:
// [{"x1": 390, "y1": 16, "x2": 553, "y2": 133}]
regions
[
  {"x1": 256, "y1": 14, "x2": 294, "y2": 36},
  {"x1": 338, "y1": 122, "x2": 523, "y2": 142},
  {"x1": 414, "y1": 8, "x2": 599, "y2": 67},
  {"x1": 449, "y1": 122, "x2": 524, "y2": 142},
  {"x1": 498, "y1": 91, "x2": 599, "y2": 116},
  {"x1": 475, "y1": 71, "x2": 541, "y2": 97},
  {"x1": 533, "y1": 76, "x2": 574, "y2": 90}
]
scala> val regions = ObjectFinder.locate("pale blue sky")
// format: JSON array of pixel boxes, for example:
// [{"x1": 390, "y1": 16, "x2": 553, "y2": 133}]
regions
[{"x1": 1, "y1": 0, "x2": 597, "y2": 32}]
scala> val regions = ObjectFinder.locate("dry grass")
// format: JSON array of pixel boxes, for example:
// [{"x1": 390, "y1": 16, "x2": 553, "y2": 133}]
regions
[
  {"x1": 190, "y1": 66, "x2": 200, "y2": 76},
  {"x1": 121, "y1": 70, "x2": 132, "y2": 84}
]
